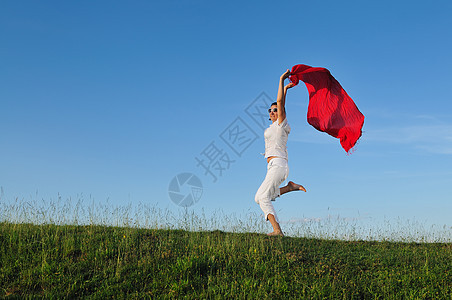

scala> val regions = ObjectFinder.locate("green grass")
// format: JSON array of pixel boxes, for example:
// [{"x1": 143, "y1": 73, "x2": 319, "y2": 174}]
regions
[{"x1": 1, "y1": 221, "x2": 451, "y2": 299}]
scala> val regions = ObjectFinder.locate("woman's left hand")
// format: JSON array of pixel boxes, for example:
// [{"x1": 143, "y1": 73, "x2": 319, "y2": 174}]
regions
[{"x1": 284, "y1": 83, "x2": 295, "y2": 90}]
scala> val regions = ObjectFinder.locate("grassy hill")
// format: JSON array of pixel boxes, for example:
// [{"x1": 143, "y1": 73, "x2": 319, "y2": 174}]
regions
[{"x1": 1, "y1": 222, "x2": 451, "y2": 298}]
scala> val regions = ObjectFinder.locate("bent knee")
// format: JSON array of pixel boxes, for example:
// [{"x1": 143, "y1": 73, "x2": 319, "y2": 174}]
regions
[{"x1": 255, "y1": 191, "x2": 267, "y2": 204}]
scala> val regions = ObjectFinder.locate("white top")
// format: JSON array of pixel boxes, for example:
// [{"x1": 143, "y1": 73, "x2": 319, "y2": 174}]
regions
[{"x1": 264, "y1": 118, "x2": 291, "y2": 159}]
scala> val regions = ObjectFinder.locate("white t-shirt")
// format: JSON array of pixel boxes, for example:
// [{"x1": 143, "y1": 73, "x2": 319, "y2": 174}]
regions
[{"x1": 264, "y1": 118, "x2": 291, "y2": 159}]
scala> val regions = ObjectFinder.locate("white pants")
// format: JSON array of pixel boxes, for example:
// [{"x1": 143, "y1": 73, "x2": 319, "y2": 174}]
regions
[{"x1": 254, "y1": 157, "x2": 289, "y2": 223}]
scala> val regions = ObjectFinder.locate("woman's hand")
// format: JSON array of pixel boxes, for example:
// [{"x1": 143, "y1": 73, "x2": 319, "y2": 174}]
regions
[
  {"x1": 280, "y1": 69, "x2": 291, "y2": 81},
  {"x1": 284, "y1": 83, "x2": 295, "y2": 90}
]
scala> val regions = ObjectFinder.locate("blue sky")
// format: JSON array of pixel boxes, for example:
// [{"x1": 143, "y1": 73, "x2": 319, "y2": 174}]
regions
[{"x1": 1, "y1": 1, "x2": 451, "y2": 235}]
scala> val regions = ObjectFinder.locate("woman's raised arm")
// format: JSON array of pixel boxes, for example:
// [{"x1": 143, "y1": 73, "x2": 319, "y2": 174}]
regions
[{"x1": 277, "y1": 69, "x2": 294, "y2": 124}]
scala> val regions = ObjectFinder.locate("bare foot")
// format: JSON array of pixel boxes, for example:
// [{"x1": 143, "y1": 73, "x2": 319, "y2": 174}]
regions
[
  {"x1": 288, "y1": 181, "x2": 306, "y2": 192},
  {"x1": 267, "y1": 231, "x2": 284, "y2": 237}
]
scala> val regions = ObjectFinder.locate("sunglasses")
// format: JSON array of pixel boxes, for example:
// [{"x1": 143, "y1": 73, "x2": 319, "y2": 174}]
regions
[{"x1": 268, "y1": 108, "x2": 277, "y2": 113}]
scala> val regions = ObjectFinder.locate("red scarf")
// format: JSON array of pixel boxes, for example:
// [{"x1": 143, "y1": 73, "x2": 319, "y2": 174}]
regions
[{"x1": 289, "y1": 64, "x2": 364, "y2": 153}]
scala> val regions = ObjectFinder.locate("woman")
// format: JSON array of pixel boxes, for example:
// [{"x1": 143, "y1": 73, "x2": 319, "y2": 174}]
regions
[{"x1": 255, "y1": 69, "x2": 306, "y2": 236}]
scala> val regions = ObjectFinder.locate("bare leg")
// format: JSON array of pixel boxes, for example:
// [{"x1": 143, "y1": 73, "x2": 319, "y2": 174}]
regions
[
  {"x1": 267, "y1": 214, "x2": 284, "y2": 236},
  {"x1": 280, "y1": 181, "x2": 306, "y2": 195}
]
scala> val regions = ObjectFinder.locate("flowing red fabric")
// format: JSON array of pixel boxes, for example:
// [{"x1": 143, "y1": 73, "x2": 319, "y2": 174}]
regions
[{"x1": 289, "y1": 64, "x2": 364, "y2": 153}]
